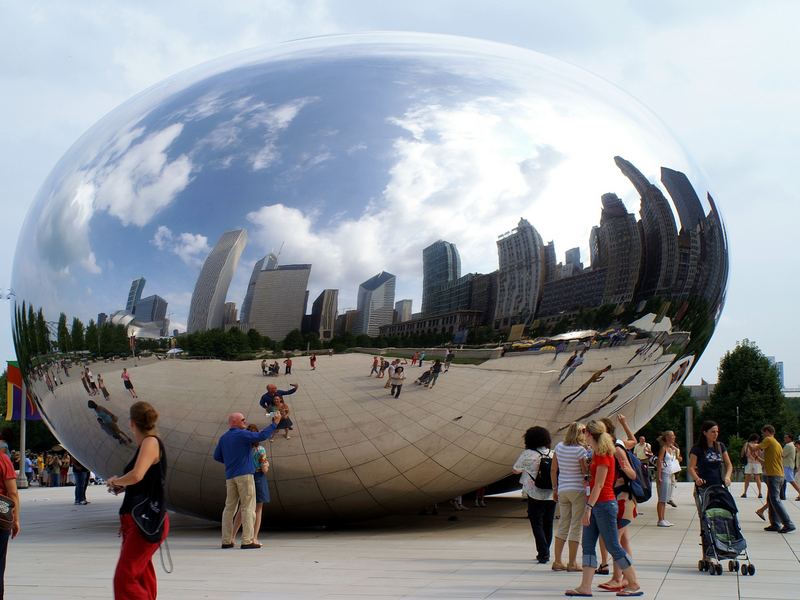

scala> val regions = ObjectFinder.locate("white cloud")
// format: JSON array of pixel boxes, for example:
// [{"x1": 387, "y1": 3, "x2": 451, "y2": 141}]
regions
[{"x1": 150, "y1": 226, "x2": 211, "y2": 266}]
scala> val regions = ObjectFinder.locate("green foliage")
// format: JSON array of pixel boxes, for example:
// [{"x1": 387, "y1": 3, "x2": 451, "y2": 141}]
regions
[
  {"x1": 701, "y1": 339, "x2": 797, "y2": 443},
  {"x1": 57, "y1": 313, "x2": 70, "y2": 353},
  {"x1": 282, "y1": 329, "x2": 305, "y2": 351},
  {"x1": 637, "y1": 386, "x2": 700, "y2": 449},
  {"x1": 70, "y1": 317, "x2": 85, "y2": 351},
  {"x1": 726, "y1": 435, "x2": 746, "y2": 469},
  {"x1": 84, "y1": 319, "x2": 99, "y2": 354}
]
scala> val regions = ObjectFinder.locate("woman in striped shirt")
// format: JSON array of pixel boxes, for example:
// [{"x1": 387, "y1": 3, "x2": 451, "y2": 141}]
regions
[{"x1": 551, "y1": 422, "x2": 588, "y2": 571}]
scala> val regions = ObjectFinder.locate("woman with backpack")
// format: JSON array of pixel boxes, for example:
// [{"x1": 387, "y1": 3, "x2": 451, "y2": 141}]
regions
[{"x1": 512, "y1": 426, "x2": 556, "y2": 563}]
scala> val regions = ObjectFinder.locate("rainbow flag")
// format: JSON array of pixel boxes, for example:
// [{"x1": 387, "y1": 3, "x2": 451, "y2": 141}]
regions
[{"x1": 5, "y1": 360, "x2": 41, "y2": 421}]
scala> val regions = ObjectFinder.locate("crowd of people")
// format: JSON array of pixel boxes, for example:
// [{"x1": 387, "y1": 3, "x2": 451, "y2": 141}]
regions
[
  {"x1": 511, "y1": 417, "x2": 798, "y2": 597},
  {"x1": 368, "y1": 352, "x2": 450, "y2": 393}
]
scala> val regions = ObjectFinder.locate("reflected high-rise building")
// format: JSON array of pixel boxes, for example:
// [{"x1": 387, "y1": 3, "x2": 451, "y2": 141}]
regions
[
  {"x1": 248, "y1": 264, "x2": 311, "y2": 341},
  {"x1": 355, "y1": 272, "x2": 396, "y2": 336},
  {"x1": 187, "y1": 229, "x2": 247, "y2": 333},
  {"x1": 126, "y1": 277, "x2": 146, "y2": 313},
  {"x1": 661, "y1": 167, "x2": 704, "y2": 300},
  {"x1": 591, "y1": 193, "x2": 642, "y2": 305},
  {"x1": 394, "y1": 299, "x2": 413, "y2": 323},
  {"x1": 310, "y1": 289, "x2": 338, "y2": 341},
  {"x1": 565, "y1": 247, "x2": 583, "y2": 271},
  {"x1": 97, "y1": 312, "x2": 108, "y2": 327},
  {"x1": 422, "y1": 241, "x2": 460, "y2": 315},
  {"x1": 223, "y1": 302, "x2": 238, "y2": 326},
  {"x1": 614, "y1": 156, "x2": 678, "y2": 300},
  {"x1": 696, "y1": 194, "x2": 728, "y2": 310},
  {"x1": 543, "y1": 241, "x2": 557, "y2": 283},
  {"x1": 495, "y1": 218, "x2": 545, "y2": 328},
  {"x1": 135, "y1": 295, "x2": 168, "y2": 323}
]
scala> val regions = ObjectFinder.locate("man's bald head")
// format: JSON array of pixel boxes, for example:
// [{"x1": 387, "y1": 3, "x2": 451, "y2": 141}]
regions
[
  {"x1": 267, "y1": 384, "x2": 277, "y2": 393},
  {"x1": 227, "y1": 412, "x2": 246, "y2": 429}
]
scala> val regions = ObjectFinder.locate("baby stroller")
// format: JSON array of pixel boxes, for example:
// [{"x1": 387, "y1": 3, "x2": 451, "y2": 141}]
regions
[{"x1": 696, "y1": 484, "x2": 755, "y2": 576}]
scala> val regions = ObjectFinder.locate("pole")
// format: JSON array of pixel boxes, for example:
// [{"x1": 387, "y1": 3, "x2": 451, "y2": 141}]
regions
[
  {"x1": 685, "y1": 405, "x2": 694, "y2": 482},
  {"x1": 16, "y1": 379, "x2": 29, "y2": 489}
]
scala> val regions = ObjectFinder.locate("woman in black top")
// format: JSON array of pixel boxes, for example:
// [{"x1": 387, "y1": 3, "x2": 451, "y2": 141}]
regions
[
  {"x1": 687, "y1": 420, "x2": 732, "y2": 562},
  {"x1": 106, "y1": 401, "x2": 168, "y2": 599}
]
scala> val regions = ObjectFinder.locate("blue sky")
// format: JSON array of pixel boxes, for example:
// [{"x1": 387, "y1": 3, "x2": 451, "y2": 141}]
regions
[{"x1": 1, "y1": 1, "x2": 798, "y2": 387}]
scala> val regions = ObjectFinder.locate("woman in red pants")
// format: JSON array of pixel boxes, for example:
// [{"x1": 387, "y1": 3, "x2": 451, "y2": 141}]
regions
[{"x1": 106, "y1": 401, "x2": 168, "y2": 599}]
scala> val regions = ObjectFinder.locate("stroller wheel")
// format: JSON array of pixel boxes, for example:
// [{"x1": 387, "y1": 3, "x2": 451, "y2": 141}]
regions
[
  {"x1": 740, "y1": 563, "x2": 748, "y2": 576},
  {"x1": 727, "y1": 561, "x2": 734, "y2": 572},
  {"x1": 697, "y1": 560, "x2": 705, "y2": 572},
  {"x1": 747, "y1": 564, "x2": 755, "y2": 576},
  {"x1": 715, "y1": 564, "x2": 723, "y2": 576}
]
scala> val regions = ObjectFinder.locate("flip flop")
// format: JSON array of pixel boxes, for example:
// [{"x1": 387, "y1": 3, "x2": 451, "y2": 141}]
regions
[
  {"x1": 595, "y1": 563, "x2": 610, "y2": 575},
  {"x1": 598, "y1": 583, "x2": 625, "y2": 592},
  {"x1": 565, "y1": 591, "x2": 593, "y2": 597},
  {"x1": 755, "y1": 511, "x2": 766, "y2": 521},
  {"x1": 616, "y1": 591, "x2": 643, "y2": 597}
]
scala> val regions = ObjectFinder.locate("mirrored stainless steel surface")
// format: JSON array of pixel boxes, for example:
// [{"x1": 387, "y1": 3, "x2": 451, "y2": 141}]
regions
[{"x1": 11, "y1": 33, "x2": 728, "y2": 522}]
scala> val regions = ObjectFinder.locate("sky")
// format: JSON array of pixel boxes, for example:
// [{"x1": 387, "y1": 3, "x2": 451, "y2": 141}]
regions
[{"x1": 1, "y1": 1, "x2": 797, "y2": 387}]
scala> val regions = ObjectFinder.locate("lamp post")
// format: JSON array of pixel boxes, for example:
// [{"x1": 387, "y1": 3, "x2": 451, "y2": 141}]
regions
[{"x1": 3, "y1": 288, "x2": 28, "y2": 489}]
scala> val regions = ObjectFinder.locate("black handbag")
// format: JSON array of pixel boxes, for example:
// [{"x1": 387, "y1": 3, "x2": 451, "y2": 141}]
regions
[
  {"x1": 0, "y1": 493, "x2": 14, "y2": 531},
  {"x1": 131, "y1": 437, "x2": 167, "y2": 543}
]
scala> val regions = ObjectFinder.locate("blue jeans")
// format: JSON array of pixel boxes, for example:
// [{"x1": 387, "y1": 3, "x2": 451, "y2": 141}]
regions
[
  {"x1": 74, "y1": 471, "x2": 89, "y2": 503},
  {"x1": 581, "y1": 499, "x2": 632, "y2": 569},
  {"x1": 765, "y1": 475, "x2": 793, "y2": 528}
]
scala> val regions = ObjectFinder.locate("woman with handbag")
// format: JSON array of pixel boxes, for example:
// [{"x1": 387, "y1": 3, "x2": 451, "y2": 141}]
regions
[
  {"x1": 1, "y1": 441, "x2": 21, "y2": 600},
  {"x1": 656, "y1": 431, "x2": 680, "y2": 527},
  {"x1": 106, "y1": 401, "x2": 168, "y2": 599}
]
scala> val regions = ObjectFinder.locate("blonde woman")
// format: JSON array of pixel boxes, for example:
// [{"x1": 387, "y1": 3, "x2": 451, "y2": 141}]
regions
[
  {"x1": 656, "y1": 431, "x2": 680, "y2": 527},
  {"x1": 551, "y1": 422, "x2": 588, "y2": 572},
  {"x1": 566, "y1": 420, "x2": 642, "y2": 597}
]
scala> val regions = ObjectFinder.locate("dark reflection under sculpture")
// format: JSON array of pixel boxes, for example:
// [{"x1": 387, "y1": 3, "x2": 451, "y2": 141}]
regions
[{"x1": 11, "y1": 33, "x2": 728, "y2": 522}]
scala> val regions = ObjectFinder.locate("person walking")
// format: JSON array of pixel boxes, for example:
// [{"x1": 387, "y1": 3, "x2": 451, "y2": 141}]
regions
[
  {"x1": 106, "y1": 401, "x2": 169, "y2": 599},
  {"x1": 444, "y1": 350, "x2": 455, "y2": 372},
  {"x1": 558, "y1": 351, "x2": 584, "y2": 384},
  {"x1": 411, "y1": 352, "x2": 418, "y2": 367},
  {"x1": 390, "y1": 366, "x2": 406, "y2": 398},
  {"x1": 121, "y1": 368, "x2": 138, "y2": 399},
  {"x1": 551, "y1": 422, "x2": 588, "y2": 572},
  {"x1": 513, "y1": 426, "x2": 556, "y2": 564},
  {"x1": 1, "y1": 441, "x2": 20, "y2": 600},
  {"x1": 656, "y1": 431, "x2": 680, "y2": 527},
  {"x1": 72, "y1": 456, "x2": 90, "y2": 505},
  {"x1": 283, "y1": 357, "x2": 292, "y2": 375},
  {"x1": 688, "y1": 420, "x2": 733, "y2": 561},
  {"x1": 426, "y1": 360, "x2": 443, "y2": 388},
  {"x1": 97, "y1": 374, "x2": 111, "y2": 401},
  {"x1": 418, "y1": 351, "x2": 426, "y2": 368},
  {"x1": 780, "y1": 433, "x2": 800, "y2": 500},
  {"x1": 214, "y1": 412, "x2": 281, "y2": 549},
  {"x1": 369, "y1": 356, "x2": 379, "y2": 377},
  {"x1": 758, "y1": 424, "x2": 795, "y2": 533},
  {"x1": 565, "y1": 420, "x2": 642, "y2": 597},
  {"x1": 309, "y1": 353, "x2": 317, "y2": 371},
  {"x1": 741, "y1": 434, "x2": 763, "y2": 498}
]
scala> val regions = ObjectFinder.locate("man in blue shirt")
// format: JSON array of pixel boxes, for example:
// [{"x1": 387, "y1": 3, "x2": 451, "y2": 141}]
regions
[
  {"x1": 214, "y1": 412, "x2": 281, "y2": 549},
  {"x1": 259, "y1": 383, "x2": 298, "y2": 412}
]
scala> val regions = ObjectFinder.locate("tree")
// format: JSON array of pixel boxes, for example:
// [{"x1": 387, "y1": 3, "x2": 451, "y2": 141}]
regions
[
  {"x1": 701, "y1": 339, "x2": 796, "y2": 444},
  {"x1": 70, "y1": 317, "x2": 85, "y2": 352},
  {"x1": 84, "y1": 320, "x2": 99, "y2": 354},
  {"x1": 35, "y1": 308, "x2": 50, "y2": 355},
  {"x1": 282, "y1": 329, "x2": 304, "y2": 351},
  {"x1": 637, "y1": 386, "x2": 699, "y2": 452},
  {"x1": 57, "y1": 313, "x2": 70, "y2": 353}
]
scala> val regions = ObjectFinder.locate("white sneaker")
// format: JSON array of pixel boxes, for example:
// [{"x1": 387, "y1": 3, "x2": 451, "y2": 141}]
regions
[{"x1": 657, "y1": 520, "x2": 673, "y2": 527}]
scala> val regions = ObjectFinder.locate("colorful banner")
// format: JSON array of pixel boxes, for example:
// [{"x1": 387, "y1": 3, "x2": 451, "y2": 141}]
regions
[{"x1": 5, "y1": 360, "x2": 41, "y2": 421}]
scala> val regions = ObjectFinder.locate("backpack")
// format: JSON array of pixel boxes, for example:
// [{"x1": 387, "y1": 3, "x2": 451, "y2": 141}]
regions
[
  {"x1": 533, "y1": 449, "x2": 553, "y2": 490},
  {"x1": 616, "y1": 442, "x2": 652, "y2": 504}
]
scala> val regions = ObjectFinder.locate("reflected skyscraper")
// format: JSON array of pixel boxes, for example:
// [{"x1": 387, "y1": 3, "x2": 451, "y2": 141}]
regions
[
  {"x1": 223, "y1": 302, "x2": 238, "y2": 326},
  {"x1": 615, "y1": 156, "x2": 678, "y2": 300},
  {"x1": 126, "y1": 278, "x2": 146, "y2": 313},
  {"x1": 135, "y1": 294, "x2": 168, "y2": 323},
  {"x1": 394, "y1": 299, "x2": 413, "y2": 323},
  {"x1": 355, "y1": 272, "x2": 396, "y2": 336},
  {"x1": 310, "y1": 289, "x2": 338, "y2": 341},
  {"x1": 592, "y1": 193, "x2": 642, "y2": 305},
  {"x1": 495, "y1": 218, "x2": 545, "y2": 328},
  {"x1": 422, "y1": 241, "x2": 460, "y2": 315},
  {"x1": 248, "y1": 264, "x2": 311, "y2": 340},
  {"x1": 187, "y1": 229, "x2": 247, "y2": 333}
]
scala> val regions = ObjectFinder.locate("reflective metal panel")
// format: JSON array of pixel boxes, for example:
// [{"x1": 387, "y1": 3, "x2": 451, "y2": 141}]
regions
[{"x1": 11, "y1": 33, "x2": 728, "y2": 522}]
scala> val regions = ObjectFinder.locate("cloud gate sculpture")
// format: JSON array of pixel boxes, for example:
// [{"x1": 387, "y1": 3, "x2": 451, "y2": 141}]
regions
[{"x1": 11, "y1": 33, "x2": 728, "y2": 522}]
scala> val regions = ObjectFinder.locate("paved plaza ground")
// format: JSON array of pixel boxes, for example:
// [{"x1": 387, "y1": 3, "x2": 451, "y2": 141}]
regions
[{"x1": 7, "y1": 481, "x2": 800, "y2": 599}]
